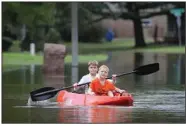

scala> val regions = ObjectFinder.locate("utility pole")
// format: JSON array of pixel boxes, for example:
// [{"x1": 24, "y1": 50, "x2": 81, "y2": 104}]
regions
[
  {"x1": 71, "y1": 2, "x2": 78, "y2": 67},
  {"x1": 71, "y1": 2, "x2": 78, "y2": 84}
]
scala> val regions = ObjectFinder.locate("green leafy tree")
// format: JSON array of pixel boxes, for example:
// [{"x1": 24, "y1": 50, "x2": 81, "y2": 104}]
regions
[
  {"x1": 2, "y1": 2, "x2": 56, "y2": 51},
  {"x1": 83, "y1": 2, "x2": 184, "y2": 47},
  {"x1": 54, "y1": 3, "x2": 106, "y2": 43}
]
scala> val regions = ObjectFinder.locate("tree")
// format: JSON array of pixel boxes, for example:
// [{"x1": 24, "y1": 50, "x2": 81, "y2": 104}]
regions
[
  {"x1": 118, "y1": 2, "x2": 184, "y2": 47},
  {"x1": 54, "y1": 3, "x2": 106, "y2": 42},
  {"x1": 2, "y1": 2, "x2": 56, "y2": 51},
  {"x1": 83, "y1": 2, "x2": 184, "y2": 47}
]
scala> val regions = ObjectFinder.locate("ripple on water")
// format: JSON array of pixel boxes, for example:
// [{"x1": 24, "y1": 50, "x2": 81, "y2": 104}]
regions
[{"x1": 132, "y1": 90, "x2": 185, "y2": 116}]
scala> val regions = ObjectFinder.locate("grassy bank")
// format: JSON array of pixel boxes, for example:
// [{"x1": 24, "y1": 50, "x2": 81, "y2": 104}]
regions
[
  {"x1": 133, "y1": 45, "x2": 185, "y2": 54},
  {"x1": 2, "y1": 53, "x2": 107, "y2": 66},
  {"x1": 64, "y1": 39, "x2": 184, "y2": 54},
  {"x1": 64, "y1": 38, "x2": 135, "y2": 54},
  {"x1": 3, "y1": 38, "x2": 184, "y2": 66}
]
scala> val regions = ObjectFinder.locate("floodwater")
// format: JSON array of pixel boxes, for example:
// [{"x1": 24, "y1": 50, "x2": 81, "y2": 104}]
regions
[{"x1": 2, "y1": 52, "x2": 185, "y2": 123}]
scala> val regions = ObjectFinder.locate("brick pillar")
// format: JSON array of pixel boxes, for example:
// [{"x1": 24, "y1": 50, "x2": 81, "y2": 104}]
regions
[
  {"x1": 42, "y1": 43, "x2": 67, "y2": 87},
  {"x1": 42, "y1": 43, "x2": 66, "y2": 75}
]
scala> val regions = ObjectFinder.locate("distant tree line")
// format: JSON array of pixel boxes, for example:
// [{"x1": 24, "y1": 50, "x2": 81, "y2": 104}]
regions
[{"x1": 2, "y1": 2, "x2": 184, "y2": 52}]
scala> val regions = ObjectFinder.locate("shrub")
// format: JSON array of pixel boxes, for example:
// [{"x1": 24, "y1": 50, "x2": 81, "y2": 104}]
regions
[
  {"x1": 79, "y1": 24, "x2": 104, "y2": 43},
  {"x1": 59, "y1": 23, "x2": 104, "y2": 43},
  {"x1": 45, "y1": 28, "x2": 62, "y2": 43},
  {"x1": 9, "y1": 40, "x2": 21, "y2": 52}
]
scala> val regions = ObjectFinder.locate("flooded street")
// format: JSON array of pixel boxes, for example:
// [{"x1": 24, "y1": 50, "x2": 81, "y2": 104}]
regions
[{"x1": 2, "y1": 52, "x2": 185, "y2": 123}]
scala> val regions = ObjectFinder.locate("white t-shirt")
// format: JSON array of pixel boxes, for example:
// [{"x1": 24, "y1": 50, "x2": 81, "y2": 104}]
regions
[
  {"x1": 77, "y1": 74, "x2": 115, "y2": 94},
  {"x1": 78, "y1": 74, "x2": 97, "y2": 84},
  {"x1": 76, "y1": 74, "x2": 97, "y2": 94}
]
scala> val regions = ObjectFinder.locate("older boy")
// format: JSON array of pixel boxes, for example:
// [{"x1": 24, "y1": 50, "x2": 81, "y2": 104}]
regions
[{"x1": 73, "y1": 60, "x2": 119, "y2": 94}]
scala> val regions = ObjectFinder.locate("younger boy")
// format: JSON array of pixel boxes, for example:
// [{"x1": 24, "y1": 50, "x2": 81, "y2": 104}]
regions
[{"x1": 87, "y1": 65, "x2": 125, "y2": 96}]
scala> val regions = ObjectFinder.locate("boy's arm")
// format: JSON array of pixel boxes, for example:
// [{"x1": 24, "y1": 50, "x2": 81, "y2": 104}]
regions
[
  {"x1": 107, "y1": 79, "x2": 116, "y2": 84},
  {"x1": 114, "y1": 87, "x2": 126, "y2": 93},
  {"x1": 108, "y1": 81, "x2": 125, "y2": 93},
  {"x1": 112, "y1": 74, "x2": 117, "y2": 84},
  {"x1": 87, "y1": 87, "x2": 95, "y2": 95},
  {"x1": 87, "y1": 82, "x2": 96, "y2": 95},
  {"x1": 107, "y1": 74, "x2": 117, "y2": 84},
  {"x1": 74, "y1": 76, "x2": 86, "y2": 91},
  {"x1": 87, "y1": 86, "x2": 96, "y2": 95},
  {"x1": 78, "y1": 76, "x2": 86, "y2": 85}
]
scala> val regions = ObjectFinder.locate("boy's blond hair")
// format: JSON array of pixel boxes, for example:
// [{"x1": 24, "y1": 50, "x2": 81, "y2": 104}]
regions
[
  {"x1": 99, "y1": 65, "x2": 109, "y2": 72},
  {"x1": 88, "y1": 60, "x2": 99, "y2": 66}
]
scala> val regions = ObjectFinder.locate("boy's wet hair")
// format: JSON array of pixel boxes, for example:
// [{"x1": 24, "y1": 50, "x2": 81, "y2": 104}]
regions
[
  {"x1": 99, "y1": 65, "x2": 109, "y2": 72},
  {"x1": 88, "y1": 60, "x2": 99, "y2": 66}
]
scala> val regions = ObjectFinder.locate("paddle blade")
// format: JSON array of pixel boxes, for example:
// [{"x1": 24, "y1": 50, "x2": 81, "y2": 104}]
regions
[
  {"x1": 134, "y1": 63, "x2": 159, "y2": 75},
  {"x1": 30, "y1": 87, "x2": 56, "y2": 101}
]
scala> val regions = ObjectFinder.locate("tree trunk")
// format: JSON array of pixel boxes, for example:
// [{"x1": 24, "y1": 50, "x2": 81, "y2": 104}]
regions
[
  {"x1": 134, "y1": 53, "x2": 144, "y2": 82},
  {"x1": 133, "y1": 16, "x2": 146, "y2": 47}
]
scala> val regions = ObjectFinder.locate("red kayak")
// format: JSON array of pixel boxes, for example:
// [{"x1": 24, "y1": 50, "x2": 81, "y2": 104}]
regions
[{"x1": 56, "y1": 90, "x2": 133, "y2": 106}]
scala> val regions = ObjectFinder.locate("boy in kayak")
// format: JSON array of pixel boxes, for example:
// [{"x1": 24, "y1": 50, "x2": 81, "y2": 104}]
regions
[
  {"x1": 73, "y1": 60, "x2": 122, "y2": 94},
  {"x1": 87, "y1": 65, "x2": 125, "y2": 96}
]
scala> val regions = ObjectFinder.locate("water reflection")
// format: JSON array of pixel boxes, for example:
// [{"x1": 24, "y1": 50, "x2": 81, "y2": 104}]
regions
[
  {"x1": 43, "y1": 76, "x2": 65, "y2": 89},
  {"x1": 167, "y1": 54, "x2": 185, "y2": 86},
  {"x1": 58, "y1": 106, "x2": 132, "y2": 123},
  {"x1": 30, "y1": 64, "x2": 35, "y2": 85},
  {"x1": 175, "y1": 55, "x2": 181, "y2": 84},
  {"x1": 71, "y1": 66, "x2": 78, "y2": 84},
  {"x1": 134, "y1": 53, "x2": 144, "y2": 82}
]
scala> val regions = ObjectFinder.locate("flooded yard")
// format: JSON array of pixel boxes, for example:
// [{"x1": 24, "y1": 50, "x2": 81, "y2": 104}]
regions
[{"x1": 2, "y1": 52, "x2": 185, "y2": 123}]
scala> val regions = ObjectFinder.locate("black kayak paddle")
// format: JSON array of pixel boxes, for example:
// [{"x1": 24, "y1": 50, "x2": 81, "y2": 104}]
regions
[{"x1": 30, "y1": 63, "x2": 159, "y2": 101}]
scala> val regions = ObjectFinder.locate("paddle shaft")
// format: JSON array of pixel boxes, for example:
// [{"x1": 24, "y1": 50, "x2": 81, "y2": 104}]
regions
[{"x1": 34, "y1": 71, "x2": 136, "y2": 96}]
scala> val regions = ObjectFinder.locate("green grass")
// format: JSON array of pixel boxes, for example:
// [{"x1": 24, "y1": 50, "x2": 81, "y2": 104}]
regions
[
  {"x1": 2, "y1": 52, "x2": 107, "y2": 66},
  {"x1": 65, "y1": 54, "x2": 107, "y2": 63},
  {"x1": 3, "y1": 53, "x2": 43, "y2": 65},
  {"x1": 133, "y1": 45, "x2": 185, "y2": 54},
  {"x1": 3, "y1": 38, "x2": 184, "y2": 67},
  {"x1": 64, "y1": 38, "x2": 136, "y2": 54},
  {"x1": 64, "y1": 38, "x2": 184, "y2": 54}
]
